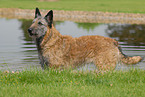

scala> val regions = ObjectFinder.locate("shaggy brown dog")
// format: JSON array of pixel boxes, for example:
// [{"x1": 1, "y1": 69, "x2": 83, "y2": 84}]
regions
[{"x1": 28, "y1": 8, "x2": 142, "y2": 71}]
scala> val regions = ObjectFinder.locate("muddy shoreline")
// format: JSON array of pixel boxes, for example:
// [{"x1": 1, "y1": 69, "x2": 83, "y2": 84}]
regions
[{"x1": 1, "y1": 8, "x2": 145, "y2": 24}]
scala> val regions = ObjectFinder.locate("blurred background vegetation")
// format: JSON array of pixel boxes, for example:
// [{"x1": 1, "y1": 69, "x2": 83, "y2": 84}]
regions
[{"x1": 0, "y1": 0, "x2": 145, "y2": 13}]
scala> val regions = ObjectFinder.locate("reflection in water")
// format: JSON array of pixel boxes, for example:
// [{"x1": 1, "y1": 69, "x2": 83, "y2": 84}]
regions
[
  {"x1": 0, "y1": 18, "x2": 145, "y2": 71},
  {"x1": 106, "y1": 24, "x2": 145, "y2": 46},
  {"x1": 76, "y1": 23, "x2": 100, "y2": 32},
  {"x1": 54, "y1": 21, "x2": 108, "y2": 37}
]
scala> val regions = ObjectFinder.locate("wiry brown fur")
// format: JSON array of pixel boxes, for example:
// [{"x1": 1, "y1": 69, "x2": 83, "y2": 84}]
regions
[{"x1": 28, "y1": 8, "x2": 142, "y2": 71}]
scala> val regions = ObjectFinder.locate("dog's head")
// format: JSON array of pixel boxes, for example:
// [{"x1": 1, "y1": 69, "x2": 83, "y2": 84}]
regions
[{"x1": 28, "y1": 8, "x2": 53, "y2": 39}]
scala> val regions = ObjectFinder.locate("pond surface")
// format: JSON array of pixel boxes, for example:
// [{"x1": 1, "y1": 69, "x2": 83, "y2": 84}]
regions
[{"x1": 0, "y1": 18, "x2": 145, "y2": 71}]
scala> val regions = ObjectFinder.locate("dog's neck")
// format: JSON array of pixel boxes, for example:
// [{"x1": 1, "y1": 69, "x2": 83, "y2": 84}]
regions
[
  {"x1": 35, "y1": 27, "x2": 52, "y2": 51},
  {"x1": 40, "y1": 26, "x2": 53, "y2": 48},
  {"x1": 36, "y1": 36, "x2": 44, "y2": 51},
  {"x1": 35, "y1": 25, "x2": 61, "y2": 52}
]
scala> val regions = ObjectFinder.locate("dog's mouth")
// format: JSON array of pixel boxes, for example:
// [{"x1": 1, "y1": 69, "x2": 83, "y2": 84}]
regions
[
  {"x1": 29, "y1": 32, "x2": 33, "y2": 36},
  {"x1": 28, "y1": 28, "x2": 38, "y2": 36}
]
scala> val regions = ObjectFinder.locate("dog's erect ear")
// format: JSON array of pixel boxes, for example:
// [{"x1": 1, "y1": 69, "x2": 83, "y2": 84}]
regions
[
  {"x1": 35, "y1": 7, "x2": 41, "y2": 18},
  {"x1": 45, "y1": 10, "x2": 53, "y2": 28}
]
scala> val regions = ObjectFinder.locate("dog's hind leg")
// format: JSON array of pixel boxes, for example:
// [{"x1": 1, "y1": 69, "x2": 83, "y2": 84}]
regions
[{"x1": 94, "y1": 49, "x2": 119, "y2": 71}]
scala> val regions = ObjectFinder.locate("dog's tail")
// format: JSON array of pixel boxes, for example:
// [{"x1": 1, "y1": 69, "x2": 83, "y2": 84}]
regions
[{"x1": 118, "y1": 46, "x2": 142, "y2": 65}]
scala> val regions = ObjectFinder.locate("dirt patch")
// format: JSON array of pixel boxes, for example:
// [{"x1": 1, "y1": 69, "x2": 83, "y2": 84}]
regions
[{"x1": 0, "y1": 8, "x2": 145, "y2": 24}]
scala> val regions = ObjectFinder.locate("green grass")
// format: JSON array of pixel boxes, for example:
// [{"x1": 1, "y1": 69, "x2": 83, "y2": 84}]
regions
[
  {"x1": 0, "y1": 0, "x2": 145, "y2": 13},
  {"x1": 0, "y1": 69, "x2": 145, "y2": 97}
]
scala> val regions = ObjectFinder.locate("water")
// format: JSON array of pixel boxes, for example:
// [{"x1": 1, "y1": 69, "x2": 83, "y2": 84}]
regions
[{"x1": 0, "y1": 18, "x2": 145, "y2": 71}]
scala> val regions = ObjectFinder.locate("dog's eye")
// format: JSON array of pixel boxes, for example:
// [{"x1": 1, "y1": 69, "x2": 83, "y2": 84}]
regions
[{"x1": 38, "y1": 22, "x2": 43, "y2": 25}]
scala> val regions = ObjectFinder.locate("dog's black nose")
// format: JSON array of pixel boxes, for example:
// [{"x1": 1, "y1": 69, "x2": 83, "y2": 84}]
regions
[{"x1": 28, "y1": 28, "x2": 33, "y2": 36}]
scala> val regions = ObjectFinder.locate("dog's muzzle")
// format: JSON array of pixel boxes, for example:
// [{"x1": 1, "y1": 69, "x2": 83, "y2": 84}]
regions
[{"x1": 28, "y1": 28, "x2": 33, "y2": 36}]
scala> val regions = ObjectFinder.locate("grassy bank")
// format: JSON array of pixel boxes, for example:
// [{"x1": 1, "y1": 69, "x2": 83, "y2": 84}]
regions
[
  {"x1": 0, "y1": 0, "x2": 145, "y2": 13},
  {"x1": 0, "y1": 69, "x2": 145, "y2": 97}
]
